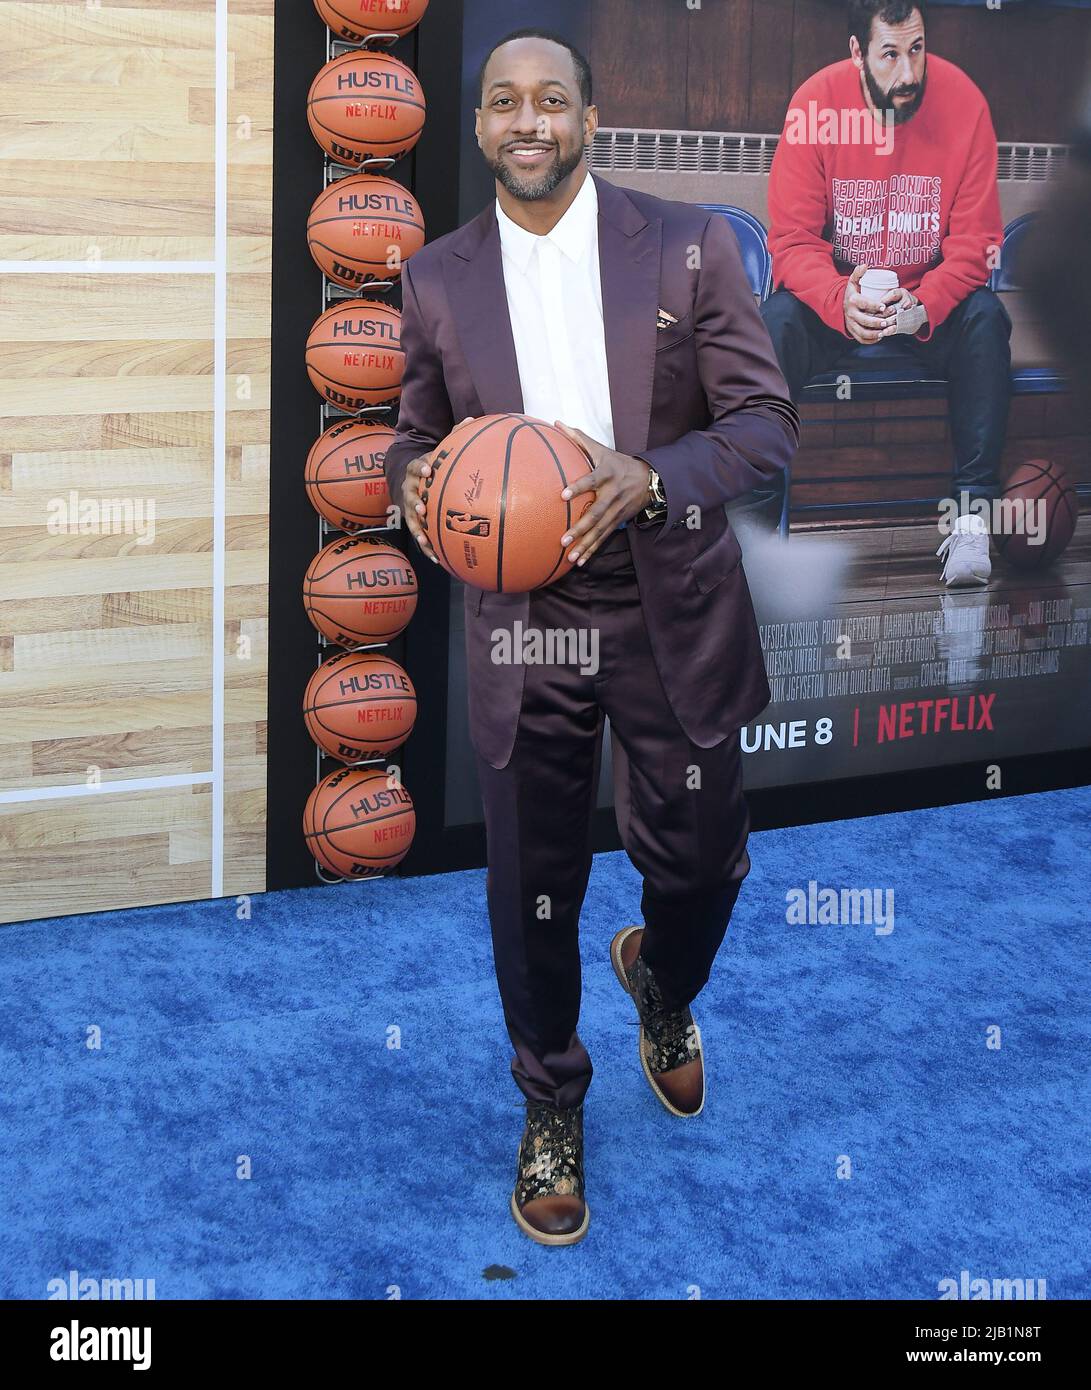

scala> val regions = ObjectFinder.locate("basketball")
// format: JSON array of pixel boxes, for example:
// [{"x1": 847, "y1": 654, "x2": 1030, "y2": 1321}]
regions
[
  {"x1": 303, "y1": 534, "x2": 418, "y2": 646},
  {"x1": 307, "y1": 51, "x2": 426, "y2": 167},
  {"x1": 304, "y1": 766, "x2": 416, "y2": 877},
  {"x1": 305, "y1": 298, "x2": 403, "y2": 412},
  {"x1": 303, "y1": 650, "x2": 417, "y2": 763},
  {"x1": 306, "y1": 420, "x2": 394, "y2": 533},
  {"x1": 313, "y1": 0, "x2": 430, "y2": 46},
  {"x1": 420, "y1": 414, "x2": 596, "y2": 592},
  {"x1": 307, "y1": 174, "x2": 425, "y2": 289},
  {"x1": 994, "y1": 459, "x2": 1078, "y2": 569}
]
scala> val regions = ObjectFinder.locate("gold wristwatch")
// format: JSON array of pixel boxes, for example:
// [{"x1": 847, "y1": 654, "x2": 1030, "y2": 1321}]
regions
[{"x1": 643, "y1": 465, "x2": 667, "y2": 520}]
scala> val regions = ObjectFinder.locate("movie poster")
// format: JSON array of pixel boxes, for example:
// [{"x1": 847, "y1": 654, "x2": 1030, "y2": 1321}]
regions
[{"x1": 443, "y1": 0, "x2": 1089, "y2": 826}]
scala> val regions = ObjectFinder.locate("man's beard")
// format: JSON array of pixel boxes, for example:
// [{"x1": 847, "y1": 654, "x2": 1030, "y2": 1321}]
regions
[
  {"x1": 484, "y1": 140, "x2": 585, "y2": 201},
  {"x1": 864, "y1": 58, "x2": 927, "y2": 125}
]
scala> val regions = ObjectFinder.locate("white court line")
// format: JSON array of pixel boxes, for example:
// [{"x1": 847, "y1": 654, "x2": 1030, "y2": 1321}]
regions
[
  {"x1": 211, "y1": 0, "x2": 228, "y2": 899},
  {"x1": 0, "y1": 773, "x2": 214, "y2": 806},
  {"x1": 0, "y1": 261, "x2": 216, "y2": 274}
]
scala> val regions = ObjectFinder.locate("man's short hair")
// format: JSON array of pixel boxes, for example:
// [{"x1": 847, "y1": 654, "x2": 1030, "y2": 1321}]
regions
[
  {"x1": 477, "y1": 28, "x2": 592, "y2": 108},
  {"x1": 848, "y1": 1, "x2": 928, "y2": 47}
]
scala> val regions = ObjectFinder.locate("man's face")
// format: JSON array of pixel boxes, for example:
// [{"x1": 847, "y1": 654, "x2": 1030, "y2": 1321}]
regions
[
  {"x1": 476, "y1": 37, "x2": 595, "y2": 201},
  {"x1": 857, "y1": 12, "x2": 927, "y2": 125}
]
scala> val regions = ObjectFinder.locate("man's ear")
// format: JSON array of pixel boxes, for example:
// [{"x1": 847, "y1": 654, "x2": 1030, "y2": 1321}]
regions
[
  {"x1": 474, "y1": 109, "x2": 482, "y2": 146},
  {"x1": 849, "y1": 35, "x2": 863, "y2": 69}
]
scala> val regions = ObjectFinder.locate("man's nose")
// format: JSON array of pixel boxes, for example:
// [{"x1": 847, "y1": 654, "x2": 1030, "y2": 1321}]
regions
[{"x1": 510, "y1": 97, "x2": 540, "y2": 132}]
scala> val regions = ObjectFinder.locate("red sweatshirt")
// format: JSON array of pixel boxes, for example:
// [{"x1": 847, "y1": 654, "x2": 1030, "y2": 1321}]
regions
[{"x1": 766, "y1": 54, "x2": 1003, "y2": 341}]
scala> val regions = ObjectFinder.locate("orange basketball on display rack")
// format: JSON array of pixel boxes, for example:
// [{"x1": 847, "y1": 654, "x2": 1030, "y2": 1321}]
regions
[
  {"x1": 306, "y1": 419, "x2": 394, "y2": 533},
  {"x1": 303, "y1": 534, "x2": 418, "y2": 646},
  {"x1": 305, "y1": 299, "x2": 403, "y2": 411},
  {"x1": 307, "y1": 50, "x2": 426, "y2": 167},
  {"x1": 421, "y1": 414, "x2": 596, "y2": 592},
  {"x1": 303, "y1": 650, "x2": 417, "y2": 763},
  {"x1": 993, "y1": 459, "x2": 1078, "y2": 570},
  {"x1": 313, "y1": 0, "x2": 430, "y2": 46},
  {"x1": 304, "y1": 767, "x2": 416, "y2": 878},
  {"x1": 307, "y1": 174, "x2": 425, "y2": 290}
]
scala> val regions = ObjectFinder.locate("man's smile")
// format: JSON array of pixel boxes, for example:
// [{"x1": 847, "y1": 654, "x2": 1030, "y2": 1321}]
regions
[{"x1": 505, "y1": 141, "x2": 556, "y2": 168}]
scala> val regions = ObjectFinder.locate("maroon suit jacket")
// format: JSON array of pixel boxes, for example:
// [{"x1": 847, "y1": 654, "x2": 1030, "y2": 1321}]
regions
[{"x1": 383, "y1": 172, "x2": 800, "y2": 769}]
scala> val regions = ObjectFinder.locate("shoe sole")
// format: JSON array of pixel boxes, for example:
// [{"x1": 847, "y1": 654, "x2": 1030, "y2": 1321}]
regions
[
  {"x1": 610, "y1": 926, "x2": 706, "y2": 1118},
  {"x1": 510, "y1": 1190, "x2": 590, "y2": 1246},
  {"x1": 944, "y1": 572, "x2": 990, "y2": 588}
]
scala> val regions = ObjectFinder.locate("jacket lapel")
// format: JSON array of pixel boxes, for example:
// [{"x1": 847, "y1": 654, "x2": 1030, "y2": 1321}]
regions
[
  {"x1": 441, "y1": 204, "x2": 524, "y2": 417},
  {"x1": 592, "y1": 173, "x2": 661, "y2": 458}
]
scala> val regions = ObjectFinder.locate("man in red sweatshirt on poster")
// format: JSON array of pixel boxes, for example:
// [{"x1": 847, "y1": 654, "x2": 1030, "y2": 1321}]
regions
[{"x1": 761, "y1": 0, "x2": 1010, "y2": 588}]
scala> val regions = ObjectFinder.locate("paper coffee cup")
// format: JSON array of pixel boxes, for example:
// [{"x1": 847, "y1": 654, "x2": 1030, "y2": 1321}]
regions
[{"x1": 860, "y1": 268, "x2": 900, "y2": 306}]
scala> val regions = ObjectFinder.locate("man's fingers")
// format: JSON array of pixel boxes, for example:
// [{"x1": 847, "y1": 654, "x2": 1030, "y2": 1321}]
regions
[
  {"x1": 563, "y1": 497, "x2": 627, "y2": 561},
  {"x1": 560, "y1": 500, "x2": 603, "y2": 549},
  {"x1": 404, "y1": 508, "x2": 438, "y2": 563},
  {"x1": 851, "y1": 309, "x2": 894, "y2": 331},
  {"x1": 569, "y1": 510, "x2": 624, "y2": 565},
  {"x1": 851, "y1": 293, "x2": 891, "y2": 317},
  {"x1": 560, "y1": 471, "x2": 598, "y2": 500}
]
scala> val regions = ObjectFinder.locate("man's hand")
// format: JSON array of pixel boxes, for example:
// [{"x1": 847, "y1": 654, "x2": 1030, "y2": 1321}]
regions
[
  {"x1": 843, "y1": 265, "x2": 899, "y2": 344},
  {"x1": 399, "y1": 416, "x2": 475, "y2": 565},
  {"x1": 553, "y1": 422, "x2": 654, "y2": 565},
  {"x1": 884, "y1": 286, "x2": 928, "y2": 335}
]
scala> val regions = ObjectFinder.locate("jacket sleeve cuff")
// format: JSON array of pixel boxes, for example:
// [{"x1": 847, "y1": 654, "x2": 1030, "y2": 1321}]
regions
[{"x1": 633, "y1": 449, "x2": 692, "y2": 535}]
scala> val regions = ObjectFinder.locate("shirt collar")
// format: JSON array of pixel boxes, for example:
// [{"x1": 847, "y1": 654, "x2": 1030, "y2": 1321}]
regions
[{"x1": 495, "y1": 172, "x2": 598, "y2": 273}]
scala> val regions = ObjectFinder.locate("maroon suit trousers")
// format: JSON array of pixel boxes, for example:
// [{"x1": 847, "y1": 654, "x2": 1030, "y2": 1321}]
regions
[{"x1": 473, "y1": 525, "x2": 753, "y2": 1109}]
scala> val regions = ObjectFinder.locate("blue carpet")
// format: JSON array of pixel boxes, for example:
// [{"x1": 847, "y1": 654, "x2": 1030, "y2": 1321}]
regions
[{"x1": 1, "y1": 788, "x2": 1088, "y2": 1300}]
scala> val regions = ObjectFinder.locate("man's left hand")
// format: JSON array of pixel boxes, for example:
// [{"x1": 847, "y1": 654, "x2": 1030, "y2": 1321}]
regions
[
  {"x1": 553, "y1": 422, "x2": 654, "y2": 565},
  {"x1": 883, "y1": 287, "x2": 929, "y2": 334}
]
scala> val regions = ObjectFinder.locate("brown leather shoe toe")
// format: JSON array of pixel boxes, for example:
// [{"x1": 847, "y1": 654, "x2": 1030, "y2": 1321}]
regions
[
  {"x1": 510, "y1": 1100, "x2": 590, "y2": 1246},
  {"x1": 611, "y1": 924, "x2": 706, "y2": 1118}
]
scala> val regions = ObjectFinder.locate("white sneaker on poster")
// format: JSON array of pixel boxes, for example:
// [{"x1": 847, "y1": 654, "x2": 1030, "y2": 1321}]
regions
[{"x1": 936, "y1": 512, "x2": 991, "y2": 588}]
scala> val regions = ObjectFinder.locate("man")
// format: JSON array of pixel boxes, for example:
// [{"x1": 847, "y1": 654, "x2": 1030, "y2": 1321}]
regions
[
  {"x1": 761, "y1": 0, "x2": 1010, "y2": 587},
  {"x1": 382, "y1": 30, "x2": 799, "y2": 1246}
]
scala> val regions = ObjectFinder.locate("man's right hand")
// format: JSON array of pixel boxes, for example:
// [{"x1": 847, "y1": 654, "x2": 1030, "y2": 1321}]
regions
[
  {"x1": 400, "y1": 417, "x2": 475, "y2": 565},
  {"x1": 843, "y1": 265, "x2": 899, "y2": 345},
  {"x1": 401, "y1": 445, "x2": 441, "y2": 564}
]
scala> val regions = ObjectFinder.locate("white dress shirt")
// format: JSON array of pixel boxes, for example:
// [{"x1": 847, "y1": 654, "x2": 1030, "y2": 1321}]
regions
[{"x1": 494, "y1": 173, "x2": 615, "y2": 452}]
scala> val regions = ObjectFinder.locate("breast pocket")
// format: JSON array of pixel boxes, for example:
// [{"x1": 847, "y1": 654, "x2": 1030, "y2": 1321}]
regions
[{"x1": 654, "y1": 311, "x2": 694, "y2": 354}]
